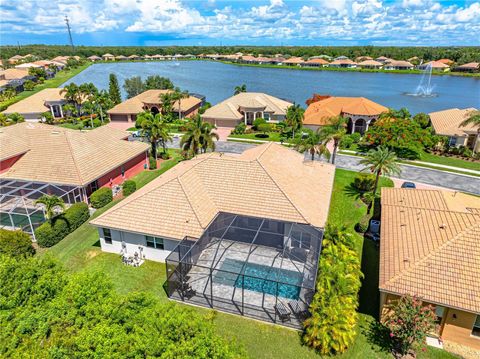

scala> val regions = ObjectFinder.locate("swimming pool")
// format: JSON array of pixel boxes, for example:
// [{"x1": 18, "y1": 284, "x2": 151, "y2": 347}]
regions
[{"x1": 213, "y1": 258, "x2": 302, "y2": 300}]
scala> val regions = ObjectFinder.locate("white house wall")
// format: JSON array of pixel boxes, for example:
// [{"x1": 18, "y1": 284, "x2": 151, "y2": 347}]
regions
[{"x1": 98, "y1": 228, "x2": 180, "y2": 262}]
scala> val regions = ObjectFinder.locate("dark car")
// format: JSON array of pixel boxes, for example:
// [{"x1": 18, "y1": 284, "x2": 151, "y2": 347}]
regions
[{"x1": 401, "y1": 182, "x2": 416, "y2": 189}]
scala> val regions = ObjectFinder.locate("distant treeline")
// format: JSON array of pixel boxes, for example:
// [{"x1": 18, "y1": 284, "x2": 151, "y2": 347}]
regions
[{"x1": 1, "y1": 45, "x2": 479, "y2": 63}]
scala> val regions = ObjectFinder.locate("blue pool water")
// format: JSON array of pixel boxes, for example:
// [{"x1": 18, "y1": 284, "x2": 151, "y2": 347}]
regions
[{"x1": 214, "y1": 258, "x2": 302, "y2": 300}]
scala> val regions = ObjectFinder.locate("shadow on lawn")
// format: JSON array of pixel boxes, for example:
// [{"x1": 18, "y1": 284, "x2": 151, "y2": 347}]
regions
[{"x1": 358, "y1": 237, "x2": 380, "y2": 318}]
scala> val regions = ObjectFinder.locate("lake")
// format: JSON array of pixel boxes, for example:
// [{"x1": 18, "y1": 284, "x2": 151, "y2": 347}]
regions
[{"x1": 64, "y1": 60, "x2": 480, "y2": 114}]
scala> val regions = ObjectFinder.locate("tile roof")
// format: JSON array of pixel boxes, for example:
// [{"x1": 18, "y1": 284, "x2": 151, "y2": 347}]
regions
[
  {"x1": 304, "y1": 96, "x2": 388, "y2": 126},
  {"x1": 380, "y1": 188, "x2": 480, "y2": 314},
  {"x1": 420, "y1": 60, "x2": 450, "y2": 69},
  {"x1": 304, "y1": 58, "x2": 329, "y2": 65},
  {"x1": 357, "y1": 60, "x2": 383, "y2": 67},
  {"x1": 455, "y1": 62, "x2": 479, "y2": 70},
  {"x1": 283, "y1": 57, "x2": 304, "y2": 64},
  {"x1": 0, "y1": 68, "x2": 30, "y2": 80},
  {"x1": 202, "y1": 92, "x2": 292, "y2": 121},
  {"x1": 91, "y1": 143, "x2": 335, "y2": 240},
  {"x1": 385, "y1": 60, "x2": 414, "y2": 68},
  {"x1": 0, "y1": 123, "x2": 149, "y2": 186},
  {"x1": 428, "y1": 107, "x2": 479, "y2": 136},
  {"x1": 107, "y1": 90, "x2": 202, "y2": 115},
  {"x1": 2, "y1": 88, "x2": 65, "y2": 115},
  {"x1": 329, "y1": 59, "x2": 357, "y2": 66}
]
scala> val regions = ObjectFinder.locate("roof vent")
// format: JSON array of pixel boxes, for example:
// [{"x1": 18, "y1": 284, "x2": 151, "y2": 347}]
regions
[
  {"x1": 400, "y1": 223, "x2": 406, "y2": 227},
  {"x1": 403, "y1": 257, "x2": 409, "y2": 262},
  {"x1": 439, "y1": 223, "x2": 447, "y2": 229},
  {"x1": 51, "y1": 130, "x2": 60, "y2": 135}
]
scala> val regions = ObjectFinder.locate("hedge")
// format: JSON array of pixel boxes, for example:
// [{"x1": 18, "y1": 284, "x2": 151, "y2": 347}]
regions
[
  {"x1": 122, "y1": 180, "x2": 137, "y2": 196},
  {"x1": 35, "y1": 202, "x2": 90, "y2": 248},
  {"x1": 0, "y1": 229, "x2": 35, "y2": 258},
  {"x1": 90, "y1": 187, "x2": 113, "y2": 209}
]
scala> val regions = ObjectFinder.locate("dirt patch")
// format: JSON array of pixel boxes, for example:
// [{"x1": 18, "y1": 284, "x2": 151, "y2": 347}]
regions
[{"x1": 85, "y1": 250, "x2": 100, "y2": 260}]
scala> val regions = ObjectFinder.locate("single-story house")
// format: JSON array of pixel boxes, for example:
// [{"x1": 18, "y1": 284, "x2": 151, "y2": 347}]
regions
[
  {"x1": 32, "y1": 60, "x2": 66, "y2": 70},
  {"x1": 88, "y1": 55, "x2": 102, "y2": 62},
  {"x1": 303, "y1": 96, "x2": 388, "y2": 134},
  {"x1": 115, "y1": 55, "x2": 128, "y2": 61},
  {"x1": 302, "y1": 58, "x2": 329, "y2": 67},
  {"x1": 0, "y1": 123, "x2": 149, "y2": 237},
  {"x1": 51, "y1": 56, "x2": 71, "y2": 65},
  {"x1": 454, "y1": 62, "x2": 480, "y2": 73},
  {"x1": 357, "y1": 60, "x2": 383, "y2": 69},
  {"x1": 356, "y1": 56, "x2": 373, "y2": 62},
  {"x1": 428, "y1": 108, "x2": 480, "y2": 153},
  {"x1": 14, "y1": 62, "x2": 42, "y2": 70},
  {"x1": 375, "y1": 56, "x2": 392, "y2": 63},
  {"x1": 384, "y1": 60, "x2": 414, "y2": 70},
  {"x1": 202, "y1": 92, "x2": 293, "y2": 127},
  {"x1": 437, "y1": 58, "x2": 454, "y2": 66},
  {"x1": 282, "y1": 57, "x2": 304, "y2": 66},
  {"x1": 107, "y1": 89, "x2": 203, "y2": 130},
  {"x1": 7, "y1": 55, "x2": 24, "y2": 64},
  {"x1": 128, "y1": 55, "x2": 140, "y2": 60},
  {"x1": 102, "y1": 53, "x2": 115, "y2": 61},
  {"x1": 334, "y1": 55, "x2": 349, "y2": 60},
  {"x1": 0, "y1": 68, "x2": 35, "y2": 92},
  {"x1": 418, "y1": 60, "x2": 450, "y2": 71},
  {"x1": 379, "y1": 188, "x2": 480, "y2": 351},
  {"x1": 328, "y1": 59, "x2": 357, "y2": 68},
  {"x1": 2, "y1": 88, "x2": 67, "y2": 121}
]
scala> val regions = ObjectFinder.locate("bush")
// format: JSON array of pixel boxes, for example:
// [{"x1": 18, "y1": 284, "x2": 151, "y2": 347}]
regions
[
  {"x1": 232, "y1": 122, "x2": 246, "y2": 135},
  {"x1": 393, "y1": 146, "x2": 421, "y2": 160},
  {"x1": 340, "y1": 135, "x2": 354, "y2": 149},
  {"x1": 354, "y1": 215, "x2": 370, "y2": 233},
  {"x1": 90, "y1": 187, "x2": 113, "y2": 209},
  {"x1": 122, "y1": 180, "x2": 137, "y2": 196},
  {"x1": 0, "y1": 229, "x2": 35, "y2": 258},
  {"x1": 352, "y1": 173, "x2": 376, "y2": 192},
  {"x1": 159, "y1": 152, "x2": 170, "y2": 160},
  {"x1": 35, "y1": 203, "x2": 90, "y2": 247},
  {"x1": 257, "y1": 122, "x2": 272, "y2": 134},
  {"x1": 149, "y1": 156, "x2": 157, "y2": 169},
  {"x1": 23, "y1": 80, "x2": 35, "y2": 91},
  {"x1": 350, "y1": 132, "x2": 361, "y2": 143},
  {"x1": 252, "y1": 118, "x2": 266, "y2": 130}
]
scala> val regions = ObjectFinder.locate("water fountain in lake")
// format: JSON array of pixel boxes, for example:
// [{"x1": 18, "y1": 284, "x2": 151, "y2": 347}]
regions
[{"x1": 405, "y1": 63, "x2": 437, "y2": 97}]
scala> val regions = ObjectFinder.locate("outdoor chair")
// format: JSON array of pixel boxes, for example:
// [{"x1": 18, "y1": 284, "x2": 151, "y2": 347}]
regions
[
  {"x1": 288, "y1": 299, "x2": 309, "y2": 320},
  {"x1": 274, "y1": 302, "x2": 291, "y2": 322}
]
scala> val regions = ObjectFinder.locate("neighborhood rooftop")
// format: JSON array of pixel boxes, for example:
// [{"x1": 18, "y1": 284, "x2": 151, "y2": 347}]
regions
[
  {"x1": 2, "y1": 88, "x2": 65, "y2": 115},
  {"x1": 428, "y1": 107, "x2": 479, "y2": 137}
]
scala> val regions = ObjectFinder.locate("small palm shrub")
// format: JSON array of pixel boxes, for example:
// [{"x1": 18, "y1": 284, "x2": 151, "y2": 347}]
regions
[
  {"x1": 0, "y1": 229, "x2": 35, "y2": 258},
  {"x1": 352, "y1": 173, "x2": 376, "y2": 192},
  {"x1": 122, "y1": 180, "x2": 137, "y2": 196},
  {"x1": 149, "y1": 156, "x2": 157, "y2": 169},
  {"x1": 90, "y1": 187, "x2": 113, "y2": 209}
]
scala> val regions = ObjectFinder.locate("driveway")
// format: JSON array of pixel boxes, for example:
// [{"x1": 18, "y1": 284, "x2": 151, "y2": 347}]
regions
[{"x1": 214, "y1": 127, "x2": 233, "y2": 141}]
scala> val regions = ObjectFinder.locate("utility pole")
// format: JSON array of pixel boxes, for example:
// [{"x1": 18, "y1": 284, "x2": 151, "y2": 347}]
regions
[{"x1": 65, "y1": 15, "x2": 75, "y2": 51}]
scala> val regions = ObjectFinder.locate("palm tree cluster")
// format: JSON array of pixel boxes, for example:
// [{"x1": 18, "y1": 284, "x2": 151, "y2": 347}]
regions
[
  {"x1": 136, "y1": 111, "x2": 172, "y2": 159},
  {"x1": 159, "y1": 88, "x2": 189, "y2": 120},
  {"x1": 180, "y1": 115, "x2": 219, "y2": 156},
  {"x1": 233, "y1": 84, "x2": 247, "y2": 95},
  {"x1": 34, "y1": 195, "x2": 65, "y2": 223},
  {"x1": 303, "y1": 226, "x2": 363, "y2": 355}
]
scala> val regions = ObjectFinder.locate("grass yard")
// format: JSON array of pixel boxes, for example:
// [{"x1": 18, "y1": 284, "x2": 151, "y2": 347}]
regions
[
  {"x1": 0, "y1": 63, "x2": 91, "y2": 111},
  {"x1": 229, "y1": 132, "x2": 290, "y2": 143},
  {"x1": 418, "y1": 151, "x2": 480, "y2": 172},
  {"x1": 41, "y1": 166, "x2": 457, "y2": 359}
]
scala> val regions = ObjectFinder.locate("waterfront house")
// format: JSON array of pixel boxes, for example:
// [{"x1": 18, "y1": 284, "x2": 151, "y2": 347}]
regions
[
  {"x1": 334, "y1": 55, "x2": 349, "y2": 60},
  {"x1": 202, "y1": 92, "x2": 292, "y2": 127},
  {"x1": 128, "y1": 55, "x2": 140, "y2": 60},
  {"x1": 7, "y1": 55, "x2": 24, "y2": 64},
  {"x1": 418, "y1": 60, "x2": 450, "y2": 71},
  {"x1": 90, "y1": 142, "x2": 335, "y2": 328},
  {"x1": 283, "y1": 57, "x2": 304, "y2": 66},
  {"x1": 357, "y1": 60, "x2": 383, "y2": 69},
  {"x1": 437, "y1": 58, "x2": 454, "y2": 66},
  {"x1": 115, "y1": 55, "x2": 128, "y2": 61},
  {"x1": 384, "y1": 60, "x2": 414, "y2": 70},
  {"x1": 379, "y1": 188, "x2": 480, "y2": 351},
  {"x1": 0, "y1": 68, "x2": 34, "y2": 92},
  {"x1": 107, "y1": 89, "x2": 203, "y2": 130},
  {"x1": 302, "y1": 58, "x2": 329, "y2": 67},
  {"x1": 356, "y1": 56, "x2": 373, "y2": 62},
  {"x1": 328, "y1": 59, "x2": 357, "y2": 68},
  {"x1": 102, "y1": 53, "x2": 115, "y2": 61},
  {"x1": 0, "y1": 123, "x2": 149, "y2": 238},
  {"x1": 428, "y1": 108, "x2": 480, "y2": 153},
  {"x1": 453, "y1": 62, "x2": 480, "y2": 73},
  {"x1": 375, "y1": 56, "x2": 392, "y2": 63},
  {"x1": 303, "y1": 96, "x2": 388, "y2": 134},
  {"x1": 88, "y1": 55, "x2": 102, "y2": 62}
]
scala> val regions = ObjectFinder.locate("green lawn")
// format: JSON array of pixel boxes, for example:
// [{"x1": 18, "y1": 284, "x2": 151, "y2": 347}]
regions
[
  {"x1": 229, "y1": 132, "x2": 288, "y2": 143},
  {"x1": 0, "y1": 63, "x2": 91, "y2": 111},
  {"x1": 41, "y1": 167, "x2": 457, "y2": 359},
  {"x1": 132, "y1": 149, "x2": 182, "y2": 188},
  {"x1": 418, "y1": 151, "x2": 480, "y2": 172}
]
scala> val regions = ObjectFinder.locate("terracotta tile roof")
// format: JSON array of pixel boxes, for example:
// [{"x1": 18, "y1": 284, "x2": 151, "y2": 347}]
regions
[
  {"x1": 380, "y1": 188, "x2": 480, "y2": 314},
  {"x1": 455, "y1": 62, "x2": 479, "y2": 70},
  {"x1": 91, "y1": 143, "x2": 335, "y2": 240},
  {"x1": 304, "y1": 58, "x2": 329, "y2": 65},
  {"x1": 0, "y1": 68, "x2": 30, "y2": 80},
  {"x1": 107, "y1": 90, "x2": 202, "y2": 115},
  {"x1": 385, "y1": 60, "x2": 414, "y2": 68},
  {"x1": 283, "y1": 57, "x2": 304, "y2": 64},
  {"x1": 304, "y1": 96, "x2": 388, "y2": 126},
  {"x1": 428, "y1": 107, "x2": 479, "y2": 136},
  {"x1": 420, "y1": 60, "x2": 450, "y2": 69},
  {"x1": 0, "y1": 123, "x2": 149, "y2": 186},
  {"x1": 437, "y1": 59, "x2": 454, "y2": 65},
  {"x1": 329, "y1": 59, "x2": 357, "y2": 66},
  {"x1": 357, "y1": 60, "x2": 383, "y2": 67},
  {"x1": 202, "y1": 92, "x2": 293, "y2": 121},
  {"x1": 2, "y1": 88, "x2": 65, "y2": 115}
]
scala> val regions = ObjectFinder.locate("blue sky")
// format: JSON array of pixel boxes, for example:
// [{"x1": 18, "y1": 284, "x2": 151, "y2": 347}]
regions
[{"x1": 1, "y1": 0, "x2": 479, "y2": 46}]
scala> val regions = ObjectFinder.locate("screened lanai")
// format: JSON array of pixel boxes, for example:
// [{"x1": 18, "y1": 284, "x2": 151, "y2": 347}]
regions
[
  {"x1": 165, "y1": 212, "x2": 323, "y2": 328},
  {"x1": 0, "y1": 179, "x2": 84, "y2": 239}
]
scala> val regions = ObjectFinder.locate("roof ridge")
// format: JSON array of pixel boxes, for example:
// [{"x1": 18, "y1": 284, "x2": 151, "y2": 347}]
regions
[
  {"x1": 382, "y1": 221, "x2": 480, "y2": 289},
  {"x1": 64, "y1": 131, "x2": 85, "y2": 185},
  {"x1": 382, "y1": 203, "x2": 480, "y2": 216}
]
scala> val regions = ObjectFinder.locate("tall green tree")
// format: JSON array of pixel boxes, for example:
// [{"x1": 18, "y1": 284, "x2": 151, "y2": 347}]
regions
[
  {"x1": 171, "y1": 88, "x2": 189, "y2": 119},
  {"x1": 234, "y1": 84, "x2": 247, "y2": 95},
  {"x1": 34, "y1": 195, "x2": 66, "y2": 222},
  {"x1": 137, "y1": 111, "x2": 171, "y2": 158},
  {"x1": 159, "y1": 92, "x2": 175, "y2": 118},
  {"x1": 108, "y1": 73, "x2": 122, "y2": 105},
  {"x1": 123, "y1": 76, "x2": 145, "y2": 99},
  {"x1": 144, "y1": 75, "x2": 174, "y2": 90},
  {"x1": 295, "y1": 129, "x2": 330, "y2": 161},
  {"x1": 319, "y1": 115, "x2": 347, "y2": 164},
  {"x1": 360, "y1": 146, "x2": 401, "y2": 196},
  {"x1": 181, "y1": 115, "x2": 218, "y2": 155},
  {"x1": 285, "y1": 104, "x2": 304, "y2": 138},
  {"x1": 61, "y1": 83, "x2": 83, "y2": 115}
]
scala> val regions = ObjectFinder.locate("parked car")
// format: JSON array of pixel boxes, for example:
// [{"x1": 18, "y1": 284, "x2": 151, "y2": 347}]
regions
[{"x1": 401, "y1": 181, "x2": 416, "y2": 189}]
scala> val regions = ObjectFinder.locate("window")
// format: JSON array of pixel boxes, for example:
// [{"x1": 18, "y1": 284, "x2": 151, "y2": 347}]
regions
[
  {"x1": 90, "y1": 180, "x2": 99, "y2": 192},
  {"x1": 448, "y1": 137, "x2": 457, "y2": 147},
  {"x1": 434, "y1": 306, "x2": 445, "y2": 332},
  {"x1": 146, "y1": 236, "x2": 164, "y2": 250},
  {"x1": 264, "y1": 113, "x2": 271, "y2": 121},
  {"x1": 103, "y1": 228, "x2": 112, "y2": 244},
  {"x1": 472, "y1": 315, "x2": 480, "y2": 337}
]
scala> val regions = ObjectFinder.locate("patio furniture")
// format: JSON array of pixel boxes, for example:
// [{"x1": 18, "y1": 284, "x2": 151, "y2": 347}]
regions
[
  {"x1": 288, "y1": 299, "x2": 309, "y2": 319},
  {"x1": 275, "y1": 302, "x2": 291, "y2": 322}
]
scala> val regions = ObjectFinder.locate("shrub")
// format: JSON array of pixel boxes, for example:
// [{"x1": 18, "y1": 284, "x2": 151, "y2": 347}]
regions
[
  {"x1": 149, "y1": 156, "x2": 157, "y2": 169},
  {"x1": 352, "y1": 173, "x2": 376, "y2": 192},
  {"x1": 0, "y1": 229, "x2": 35, "y2": 258},
  {"x1": 159, "y1": 152, "x2": 170, "y2": 160},
  {"x1": 350, "y1": 132, "x2": 361, "y2": 143},
  {"x1": 354, "y1": 215, "x2": 370, "y2": 233},
  {"x1": 90, "y1": 187, "x2": 113, "y2": 209},
  {"x1": 340, "y1": 135, "x2": 354, "y2": 149},
  {"x1": 23, "y1": 80, "x2": 35, "y2": 91},
  {"x1": 35, "y1": 203, "x2": 90, "y2": 247},
  {"x1": 252, "y1": 117, "x2": 266, "y2": 130},
  {"x1": 122, "y1": 180, "x2": 137, "y2": 196},
  {"x1": 393, "y1": 146, "x2": 421, "y2": 160},
  {"x1": 232, "y1": 122, "x2": 246, "y2": 135},
  {"x1": 257, "y1": 122, "x2": 272, "y2": 134}
]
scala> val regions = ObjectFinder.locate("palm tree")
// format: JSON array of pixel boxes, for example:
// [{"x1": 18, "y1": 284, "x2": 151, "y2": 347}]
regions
[
  {"x1": 181, "y1": 115, "x2": 218, "y2": 155},
  {"x1": 137, "y1": 111, "x2": 172, "y2": 159},
  {"x1": 159, "y1": 92, "x2": 175, "y2": 118},
  {"x1": 0, "y1": 113, "x2": 9, "y2": 127},
  {"x1": 360, "y1": 146, "x2": 401, "y2": 196},
  {"x1": 460, "y1": 110, "x2": 480, "y2": 129},
  {"x1": 61, "y1": 83, "x2": 82, "y2": 116},
  {"x1": 6, "y1": 112, "x2": 25, "y2": 125},
  {"x1": 34, "y1": 195, "x2": 65, "y2": 222},
  {"x1": 295, "y1": 129, "x2": 331, "y2": 161},
  {"x1": 319, "y1": 116, "x2": 348, "y2": 164},
  {"x1": 170, "y1": 88, "x2": 189, "y2": 119},
  {"x1": 285, "y1": 104, "x2": 304, "y2": 139},
  {"x1": 234, "y1": 84, "x2": 247, "y2": 95}
]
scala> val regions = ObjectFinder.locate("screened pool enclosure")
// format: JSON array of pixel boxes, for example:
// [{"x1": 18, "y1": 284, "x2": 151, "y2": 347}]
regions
[{"x1": 165, "y1": 212, "x2": 323, "y2": 328}]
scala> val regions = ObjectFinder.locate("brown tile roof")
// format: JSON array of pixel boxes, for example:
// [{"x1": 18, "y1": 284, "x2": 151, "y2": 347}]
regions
[
  {"x1": 329, "y1": 59, "x2": 357, "y2": 66},
  {"x1": 455, "y1": 62, "x2": 479, "y2": 70},
  {"x1": 357, "y1": 60, "x2": 383, "y2": 67},
  {"x1": 0, "y1": 68, "x2": 30, "y2": 80},
  {"x1": 0, "y1": 123, "x2": 149, "y2": 186},
  {"x1": 304, "y1": 58, "x2": 329, "y2": 65},
  {"x1": 283, "y1": 57, "x2": 304, "y2": 64},
  {"x1": 108, "y1": 90, "x2": 202, "y2": 115},
  {"x1": 437, "y1": 59, "x2": 454, "y2": 65},
  {"x1": 420, "y1": 60, "x2": 450, "y2": 69},
  {"x1": 428, "y1": 107, "x2": 479, "y2": 136},
  {"x1": 2, "y1": 88, "x2": 65, "y2": 115},
  {"x1": 91, "y1": 143, "x2": 335, "y2": 240},
  {"x1": 304, "y1": 96, "x2": 388, "y2": 126},
  {"x1": 380, "y1": 188, "x2": 480, "y2": 314},
  {"x1": 385, "y1": 60, "x2": 414, "y2": 68}
]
